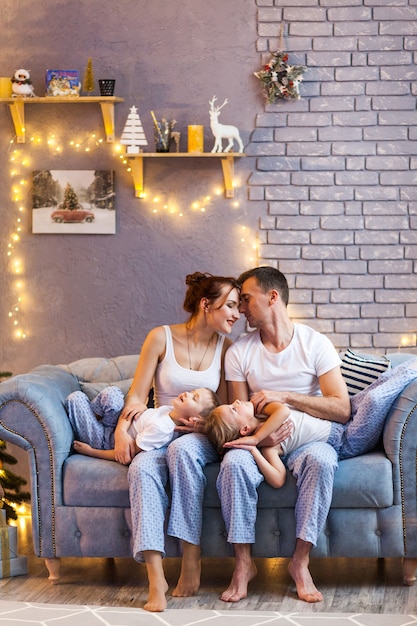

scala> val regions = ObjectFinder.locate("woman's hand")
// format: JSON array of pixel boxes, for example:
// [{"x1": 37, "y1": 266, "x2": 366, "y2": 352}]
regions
[
  {"x1": 119, "y1": 402, "x2": 147, "y2": 422},
  {"x1": 174, "y1": 416, "x2": 206, "y2": 434},
  {"x1": 113, "y1": 403, "x2": 146, "y2": 465},
  {"x1": 113, "y1": 428, "x2": 137, "y2": 465}
]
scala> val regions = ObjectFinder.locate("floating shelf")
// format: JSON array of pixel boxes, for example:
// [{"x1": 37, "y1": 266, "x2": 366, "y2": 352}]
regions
[
  {"x1": 128, "y1": 152, "x2": 245, "y2": 199},
  {"x1": 0, "y1": 96, "x2": 124, "y2": 143}
]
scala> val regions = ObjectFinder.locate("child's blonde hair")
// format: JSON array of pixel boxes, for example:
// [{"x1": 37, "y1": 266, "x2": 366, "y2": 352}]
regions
[{"x1": 205, "y1": 405, "x2": 241, "y2": 454}]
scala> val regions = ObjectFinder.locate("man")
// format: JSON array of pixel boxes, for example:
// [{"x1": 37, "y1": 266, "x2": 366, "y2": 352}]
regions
[{"x1": 218, "y1": 266, "x2": 350, "y2": 603}]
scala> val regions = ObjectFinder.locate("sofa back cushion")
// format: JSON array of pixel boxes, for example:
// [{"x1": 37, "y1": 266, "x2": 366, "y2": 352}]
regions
[{"x1": 60, "y1": 355, "x2": 139, "y2": 383}]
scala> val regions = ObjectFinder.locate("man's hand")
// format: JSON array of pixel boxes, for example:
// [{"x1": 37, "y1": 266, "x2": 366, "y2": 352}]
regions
[
  {"x1": 258, "y1": 418, "x2": 293, "y2": 448},
  {"x1": 251, "y1": 389, "x2": 287, "y2": 414}
]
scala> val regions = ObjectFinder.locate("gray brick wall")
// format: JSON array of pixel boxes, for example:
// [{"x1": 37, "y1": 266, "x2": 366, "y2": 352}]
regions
[{"x1": 250, "y1": 0, "x2": 417, "y2": 354}]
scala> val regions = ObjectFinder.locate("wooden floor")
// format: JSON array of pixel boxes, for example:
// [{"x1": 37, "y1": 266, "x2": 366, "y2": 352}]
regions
[{"x1": 1, "y1": 515, "x2": 416, "y2": 613}]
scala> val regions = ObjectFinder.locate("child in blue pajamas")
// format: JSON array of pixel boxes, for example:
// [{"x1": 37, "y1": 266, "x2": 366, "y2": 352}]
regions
[{"x1": 65, "y1": 386, "x2": 219, "y2": 460}]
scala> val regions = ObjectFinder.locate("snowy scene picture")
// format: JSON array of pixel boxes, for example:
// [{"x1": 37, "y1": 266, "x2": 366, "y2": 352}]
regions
[{"x1": 32, "y1": 170, "x2": 116, "y2": 234}]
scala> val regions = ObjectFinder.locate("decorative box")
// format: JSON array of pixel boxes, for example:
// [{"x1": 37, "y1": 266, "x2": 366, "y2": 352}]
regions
[
  {"x1": 0, "y1": 510, "x2": 28, "y2": 578},
  {"x1": 46, "y1": 70, "x2": 81, "y2": 97}
]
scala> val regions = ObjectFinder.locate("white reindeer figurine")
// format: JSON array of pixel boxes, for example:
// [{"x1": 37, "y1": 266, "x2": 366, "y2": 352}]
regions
[{"x1": 209, "y1": 96, "x2": 244, "y2": 153}]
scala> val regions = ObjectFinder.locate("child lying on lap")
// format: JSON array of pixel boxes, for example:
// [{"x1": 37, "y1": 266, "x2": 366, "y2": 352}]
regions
[
  {"x1": 205, "y1": 359, "x2": 417, "y2": 486},
  {"x1": 66, "y1": 386, "x2": 219, "y2": 461}
]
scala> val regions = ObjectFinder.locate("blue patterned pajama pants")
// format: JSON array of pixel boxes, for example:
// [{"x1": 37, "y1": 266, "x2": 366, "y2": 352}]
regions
[
  {"x1": 127, "y1": 432, "x2": 338, "y2": 555},
  {"x1": 338, "y1": 359, "x2": 417, "y2": 459},
  {"x1": 168, "y1": 433, "x2": 338, "y2": 548},
  {"x1": 127, "y1": 433, "x2": 218, "y2": 560},
  {"x1": 128, "y1": 447, "x2": 170, "y2": 561},
  {"x1": 217, "y1": 440, "x2": 338, "y2": 546},
  {"x1": 66, "y1": 386, "x2": 124, "y2": 449}
]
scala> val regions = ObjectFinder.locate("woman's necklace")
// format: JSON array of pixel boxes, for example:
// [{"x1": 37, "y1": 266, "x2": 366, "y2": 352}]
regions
[{"x1": 186, "y1": 329, "x2": 214, "y2": 370}]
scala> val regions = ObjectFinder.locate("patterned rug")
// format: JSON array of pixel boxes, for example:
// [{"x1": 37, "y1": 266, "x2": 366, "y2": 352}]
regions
[{"x1": 0, "y1": 601, "x2": 415, "y2": 626}]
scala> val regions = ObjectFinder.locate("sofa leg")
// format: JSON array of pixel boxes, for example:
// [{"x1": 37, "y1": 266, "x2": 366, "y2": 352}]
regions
[
  {"x1": 45, "y1": 557, "x2": 61, "y2": 583},
  {"x1": 402, "y1": 557, "x2": 417, "y2": 585}
]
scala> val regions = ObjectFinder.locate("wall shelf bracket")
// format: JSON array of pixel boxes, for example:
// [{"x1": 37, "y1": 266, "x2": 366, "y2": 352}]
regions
[{"x1": 8, "y1": 101, "x2": 25, "y2": 143}]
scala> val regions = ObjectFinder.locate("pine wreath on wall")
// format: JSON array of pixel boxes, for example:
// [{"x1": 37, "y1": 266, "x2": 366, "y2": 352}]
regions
[{"x1": 254, "y1": 22, "x2": 306, "y2": 103}]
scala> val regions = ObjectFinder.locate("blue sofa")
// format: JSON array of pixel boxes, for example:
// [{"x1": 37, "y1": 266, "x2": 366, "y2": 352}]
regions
[{"x1": 0, "y1": 351, "x2": 416, "y2": 584}]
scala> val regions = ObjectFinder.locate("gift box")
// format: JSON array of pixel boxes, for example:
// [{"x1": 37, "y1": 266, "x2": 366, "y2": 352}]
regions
[{"x1": 0, "y1": 510, "x2": 27, "y2": 578}]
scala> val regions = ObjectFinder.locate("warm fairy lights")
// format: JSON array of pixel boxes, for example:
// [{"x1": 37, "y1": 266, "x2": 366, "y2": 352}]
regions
[
  {"x1": 5, "y1": 129, "x2": 109, "y2": 341},
  {"x1": 399, "y1": 334, "x2": 417, "y2": 350},
  {"x1": 4, "y1": 132, "x2": 257, "y2": 341}
]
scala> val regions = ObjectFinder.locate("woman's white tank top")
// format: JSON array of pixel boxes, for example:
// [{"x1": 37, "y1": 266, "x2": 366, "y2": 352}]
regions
[{"x1": 153, "y1": 325, "x2": 225, "y2": 407}]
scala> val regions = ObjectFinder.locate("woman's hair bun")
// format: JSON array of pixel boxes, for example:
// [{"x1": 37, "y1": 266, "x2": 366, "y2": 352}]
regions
[{"x1": 185, "y1": 272, "x2": 211, "y2": 286}]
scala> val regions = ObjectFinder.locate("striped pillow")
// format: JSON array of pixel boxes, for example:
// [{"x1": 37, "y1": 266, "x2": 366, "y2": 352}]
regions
[{"x1": 341, "y1": 349, "x2": 391, "y2": 396}]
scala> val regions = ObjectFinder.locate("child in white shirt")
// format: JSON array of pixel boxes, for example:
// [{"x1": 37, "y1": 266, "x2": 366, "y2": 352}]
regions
[
  {"x1": 66, "y1": 386, "x2": 219, "y2": 462},
  {"x1": 206, "y1": 358, "x2": 417, "y2": 475}
]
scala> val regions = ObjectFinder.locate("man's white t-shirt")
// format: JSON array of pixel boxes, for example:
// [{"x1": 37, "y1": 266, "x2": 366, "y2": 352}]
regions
[
  {"x1": 225, "y1": 323, "x2": 341, "y2": 455},
  {"x1": 225, "y1": 323, "x2": 341, "y2": 396}
]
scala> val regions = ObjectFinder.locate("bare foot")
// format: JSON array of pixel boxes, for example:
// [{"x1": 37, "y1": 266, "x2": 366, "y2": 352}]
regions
[
  {"x1": 144, "y1": 578, "x2": 169, "y2": 612},
  {"x1": 220, "y1": 557, "x2": 257, "y2": 602},
  {"x1": 172, "y1": 542, "x2": 201, "y2": 597},
  {"x1": 143, "y1": 550, "x2": 169, "y2": 612},
  {"x1": 288, "y1": 557, "x2": 323, "y2": 603}
]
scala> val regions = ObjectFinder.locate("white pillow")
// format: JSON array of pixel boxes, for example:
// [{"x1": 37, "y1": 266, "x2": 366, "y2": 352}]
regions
[{"x1": 341, "y1": 349, "x2": 391, "y2": 396}]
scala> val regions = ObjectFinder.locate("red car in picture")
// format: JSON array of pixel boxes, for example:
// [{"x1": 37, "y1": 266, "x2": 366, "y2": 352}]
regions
[{"x1": 51, "y1": 206, "x2": 95, "y2": 223}]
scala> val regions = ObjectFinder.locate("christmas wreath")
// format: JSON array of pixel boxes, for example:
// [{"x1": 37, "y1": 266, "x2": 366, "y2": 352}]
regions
[{"x1": 254, "y1": 51, "x2": 306, "y2": 103}]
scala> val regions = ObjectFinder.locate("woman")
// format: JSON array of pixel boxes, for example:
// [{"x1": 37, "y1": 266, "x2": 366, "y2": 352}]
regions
[{"x1": 114, "y1": 272, "x2": 240, "y2": 612}]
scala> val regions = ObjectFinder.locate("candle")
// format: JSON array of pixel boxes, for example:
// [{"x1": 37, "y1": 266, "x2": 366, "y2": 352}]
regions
[
  {"x1": 0, "y1": 77, "x2": 12, "y2": 98},
  {"x1": 188, "y1": 125, "x2": 204, "y2": 153}
]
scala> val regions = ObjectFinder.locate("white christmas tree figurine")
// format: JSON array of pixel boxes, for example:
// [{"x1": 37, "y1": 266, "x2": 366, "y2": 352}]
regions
[{"x1": 120, "y1": 105, "x2": 148, "y2": 154}]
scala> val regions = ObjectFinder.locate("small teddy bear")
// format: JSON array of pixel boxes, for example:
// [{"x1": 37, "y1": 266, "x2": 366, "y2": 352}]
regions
[{"x1": 11, "y1": 69, "x2": 35, "y2": 97}]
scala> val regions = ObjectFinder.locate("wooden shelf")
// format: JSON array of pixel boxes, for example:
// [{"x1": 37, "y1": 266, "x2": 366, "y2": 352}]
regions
[
  {"x1": 0, "y1": 96, "x2": 124, "y2": 143},
  {"x1": 128, "y1": 152, "x2": 245, "y2": 199}
]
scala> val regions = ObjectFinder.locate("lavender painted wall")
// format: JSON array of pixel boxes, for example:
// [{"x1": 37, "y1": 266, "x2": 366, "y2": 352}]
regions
[{"x1": 0, "y1": 1, "x2": 258, "y2": 374}]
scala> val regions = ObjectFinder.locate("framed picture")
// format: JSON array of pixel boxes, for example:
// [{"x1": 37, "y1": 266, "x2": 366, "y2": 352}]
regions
[{"x1": 32, "y1": 170, "x2": 116, "y2": 234}]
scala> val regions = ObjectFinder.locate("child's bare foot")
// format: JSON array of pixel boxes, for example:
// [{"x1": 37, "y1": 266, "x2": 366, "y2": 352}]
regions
[{"x1": 73, "y1": 441, "x2": 95, "y2": 456}]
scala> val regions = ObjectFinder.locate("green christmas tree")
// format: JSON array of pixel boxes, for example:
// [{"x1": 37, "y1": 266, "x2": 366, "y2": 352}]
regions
[
  {"x1": 83, "y1": 57, "x2": 95, "y2": 94},
  {"x1": 0, "y1": 372, "x2": 30, "y2": 519},
  {"x1": 0, "y1": 440, "x2": 30, "y2": 520},
  {"x1": 62, "y1": 183, "x2": 79, "y2": 211}
]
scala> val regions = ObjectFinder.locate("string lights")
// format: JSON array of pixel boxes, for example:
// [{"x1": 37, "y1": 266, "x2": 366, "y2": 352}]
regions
[
  {"x1": 5, "y1": 129, "x2": 106, "y2": 341},
  {"x1": 5, "y1": 132, "x2": 257, "y2": 341}
]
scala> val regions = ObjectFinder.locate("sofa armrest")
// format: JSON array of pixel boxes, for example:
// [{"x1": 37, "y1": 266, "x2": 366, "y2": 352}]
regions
[
  {"x1": 0, "y1": 365, "x2": 80, "y2": 558},
  {"x1": 383, "y1": 377, "x2": 417, "y2": 557}
]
